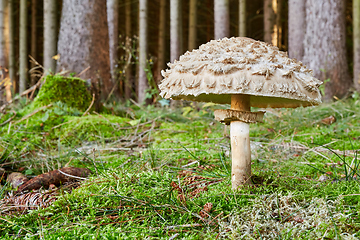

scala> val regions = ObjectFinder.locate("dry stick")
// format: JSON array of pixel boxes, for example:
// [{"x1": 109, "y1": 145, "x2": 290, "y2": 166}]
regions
[
  {"x1": 13, "y1": 104, "x2": 53, "y2": 125},
  {"x1": 92, "y1": 112, "x2": 120, "y2": 131},
  {"x1": 75, "y1": 66, "x2": 90, "y2": 78},
  {"x1": 208, "y1": 211, "x2": 224, "y2": 226},
  {"x1": 0, "y1": 110, "x2": 16, "y2": 127},
  {"x1": 58, "y1": 169, "x2": 88, "y2": 180},
  {"x1": 51, "y1": 118, "x2": 79, "y2": 130},
  {"x1": 82, "y1": 93, "x2": 95, "y2": 116}
]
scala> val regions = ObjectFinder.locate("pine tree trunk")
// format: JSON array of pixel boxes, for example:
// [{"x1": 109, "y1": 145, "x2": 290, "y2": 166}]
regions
[
  {"x1": 8, "y1": 0, "x2": 14, "y2": 95},
  {"x1": 354, "y1": 0, "x2": 360, "y2": 92},
  {"x1": 0, "y1": 0, "x2": 8, "y2": 67},
  {"x1": 57, "y1": 0, "x2": 111, "y2": 101},
  {"x1": 0, "y1": 0, "x2": 9, "y2": 102},
  {"x1": 138, "y1": 0, "x2": 148, "y2": 103},
  {"x1": 188, "y1": 0, "x2": 197, "y2": 50},
  {"x1": 303, "y1": 0, "x2": 352, "y2": 100},
  {"x1": 43, "y1": 0, "x2": 57, "y2": 75},
  {"x1": 107, "y1": 0, "x2": 119, "y2": 97},
  {"x1": 214, "y1": 0, "x2": 229, "y2": 39},
  {"x1": 238, "y1": 0, "x2": 246, "y2": 37},
  {"x1": 124, "y1": 0, "x2": 132, "y2": 99},
  {"x1": 263, "y1": 0, "x2": 275, "y2": 44},
  {"x1": 155, "y1": 0, "x2": 166, "y2": 84},
  {"x1": 288, "y1": 0, "x2": 305, "y2": 60},
  {"x1": 31, "y1": 0, "x2": 37, "y2": 85},
  {"x1": 170, "y1": 0, "x2": 180, "y2": 62},
  {"x1": 275, "y1": 0, "x2": 283, "y2": 47},
  {"x1": 19, "y1": 0, "x2": 28, "y2": 93}
]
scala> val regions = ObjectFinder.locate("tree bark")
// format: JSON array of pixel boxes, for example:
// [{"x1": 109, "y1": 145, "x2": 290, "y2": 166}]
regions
[
  {"x1": 19, "y1": 0, "x2": 28, "y2": 93},
  {"x1": 0, "y1": 0, "x2": 10, "y2": 102},
  {"x1": 0, "y1": 0, "x2": 8, "y2": 67},
  {"x1": 155, "y1": 0, "x2": 166, "y2": 84},
  {"x1": 354, "y1": 0, "x2": 360, "y2": 92},
  {"x1": 31, "y1": 0, "x2": 37, "y2": 85},
  {"x1": 214, "y1": 0, "x2": 229, "y2": 39},
  {"x1": 288, "y1": 0, "x2": 305, "y2": 60},
  {"x1": 57, "y1": 0, "x2": 112, "y2": 101},
  {"x1": 107, "y1": 0, "x2": 119, "y2": 97},
  {"x1": 188, "y1": 0, "x2": 197, "y2": 50},
  {"x1": 275, "y1": 0, "x2": 283, "y2": 47},
  {"x1": 43, "y1": 0, "x2": 57, "y2": 75},
  {"x1": 170, "y1": 0, "x2": 180, "y2": 62},
  {"x1": 303, "y1": 0, "x2": 352, "y2": 100},
  {"x1": 138, "y1": 0, "x2": 148, "y2": 103},
  {"x1": 8, "y1": 0, "x2": 14, "y2": 95},
  {"x1": 238, "y1": 0, "x2": 246, "y2": 37},
  {"x1": 263, "y1": 0, "x2": 276, "y2": 45},
  {"x1": 124, "y1": 0, "x2": 132, "y2": 99}
]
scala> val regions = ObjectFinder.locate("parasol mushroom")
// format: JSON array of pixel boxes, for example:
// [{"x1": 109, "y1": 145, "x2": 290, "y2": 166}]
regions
[{"x1": 159, "y1": 37, "x2": 322, "y2": 189}]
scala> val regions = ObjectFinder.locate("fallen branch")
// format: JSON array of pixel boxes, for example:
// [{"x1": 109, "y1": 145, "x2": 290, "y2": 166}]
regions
[
  {"x1": 13, "y1": 104, "x2": 53, "y2": 125},
  {"x1": 75, "y1": 66, "x2": 90, "y2": 78},
  {"x1": 82, "y1": 93, "x2": 95, "y2": 116},
  {"x1": 16, "y1": 167, "x2": 92, "y2": 193},
  {"x1": 0, "y1": 110, "x2": 16, "y2": 127}
]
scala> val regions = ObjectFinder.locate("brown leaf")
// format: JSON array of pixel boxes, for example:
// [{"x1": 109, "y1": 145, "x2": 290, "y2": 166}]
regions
[
  {"x1": 321, "y1": 115, "x2": 336, "y2": 125},
  {"x1": 199, "y1": 202, "x2": 213, "y2": 218},
  {"x1": 293, "y1": 215, "x2": 304, "y2": 223}
]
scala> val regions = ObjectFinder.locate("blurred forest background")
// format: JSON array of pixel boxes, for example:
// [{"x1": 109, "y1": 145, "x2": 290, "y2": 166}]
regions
[{"x1": 0, "y1": 0, "x2": 359, "y2": 105}]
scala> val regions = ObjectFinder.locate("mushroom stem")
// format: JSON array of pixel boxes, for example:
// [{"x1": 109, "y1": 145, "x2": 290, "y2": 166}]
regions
[{"x1": 230, "y1": 94, "x2": 251, "y2": 188}]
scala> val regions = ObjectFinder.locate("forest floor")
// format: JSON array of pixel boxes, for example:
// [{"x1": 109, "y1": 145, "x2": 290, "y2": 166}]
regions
[{"x1": 0, "y1": 91, "x2": 360, "y2": 239}]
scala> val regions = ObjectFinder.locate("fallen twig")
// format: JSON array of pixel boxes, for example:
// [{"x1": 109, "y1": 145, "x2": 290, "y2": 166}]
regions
[
  {"x1": 82, "y1": 93, "x2": 95, "y2": 116},
  {"x1": 75, "y1": 66, "x2": 90, "y2": 78},
  {"x1": 0, "y1": 110, "x2": 16, "y2": 127},
  {"x1": 13, "y1": 104, "x2": 53, "y2": 125}
]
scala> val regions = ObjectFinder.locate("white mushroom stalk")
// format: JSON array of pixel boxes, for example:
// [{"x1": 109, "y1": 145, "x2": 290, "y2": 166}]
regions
[
  {"x1": 230, "y1": 94, "x2": 251, "y2": 186},
  {"x1": 159, "y1": 37, "x2": 322, "y2": 189},
  {"x1": 214, "y1": 94, "x2": 264, "y2": 188}
]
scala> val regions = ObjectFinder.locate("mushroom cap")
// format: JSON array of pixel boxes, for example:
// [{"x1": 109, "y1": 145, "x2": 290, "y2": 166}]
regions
[{"x1": 159, "y1": 37, "x2": 322, "y2": 108}]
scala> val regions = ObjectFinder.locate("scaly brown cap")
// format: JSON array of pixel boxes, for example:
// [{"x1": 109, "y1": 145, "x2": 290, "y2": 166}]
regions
[{"x1": 159, "y1": 37, "x2": 322, "y2": 108}]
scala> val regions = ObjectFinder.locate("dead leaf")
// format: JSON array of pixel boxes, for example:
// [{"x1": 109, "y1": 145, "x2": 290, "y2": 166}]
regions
[
  {"x1": 321, "y1": 115, "x2": 336, "y2": 125},
  {"x1": 199, "y1": 202, "x2": 213, "y2": 218}
]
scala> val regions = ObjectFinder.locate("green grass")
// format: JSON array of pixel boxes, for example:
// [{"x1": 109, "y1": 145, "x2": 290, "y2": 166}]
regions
[{"x1": 0, "y1": 96, "x2": 360, "y2": 239}]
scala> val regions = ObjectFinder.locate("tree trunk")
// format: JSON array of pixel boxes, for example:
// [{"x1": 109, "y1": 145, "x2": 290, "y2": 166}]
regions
[
  {"x1": 288, "y1": 0, "x2": 305, "y2": 60},
  {"x1": 0, "y1": 0, "x2": 10, "y2": 102},
  {"x1": 354, "y1": 0, "x2": 360, "y2": 92},
  {"x1": 303, "y1": 0, "x2": 352, "y2": 100},
  {"x1": 263, "y1": 0, "x2": 275, "y2": 45},
  {"x1": 188, "y1": 0, "x2": 197, "y2": 50},
  {"x1": 57, "y1": 0, "x2": 112, "y2": 101},
  {"x1": 138, "y1": 0, "x2": 148, "y2": 103},
  {"x1": 43, "y1": 0, "x2": 57, "y2": 75},
  {"x1": 214, "y1": 0, "x2": 229, "y2": 39},
  {"x1": 155, "y1": 0, "x2": 166, "y2": 84},
  {"x1": 107, "y1": 0, "x2": 120, "y2": 97},
  {"x1": 275, "y1": 0, "x2": 283, "y2": 47},
  {"x1": 19, "y1": 0, "x2": 28, "y2": 93},
  {"x1": 170, "y1": 0, "x2": 180, "y2": 62},
  {"x1": 31, "y1": 0, "x2": 37, "y2": 85},
  {"x1": 238, "y1": 0, "x2": 246, "y2": 37},
  {"x1": 0, "y1": 0, "x2": 8, "y2": 67},
  {"x1": 8, "y1": 0, "x2": 14, "y2": 95},
  {"x1": 124, "y1": 0, "x2": 132, "y2": 99}
]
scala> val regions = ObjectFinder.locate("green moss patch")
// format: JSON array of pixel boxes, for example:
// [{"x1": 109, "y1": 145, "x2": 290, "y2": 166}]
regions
[{"x1": 33, "y1": 74, "x2": 92, "y2": 112}]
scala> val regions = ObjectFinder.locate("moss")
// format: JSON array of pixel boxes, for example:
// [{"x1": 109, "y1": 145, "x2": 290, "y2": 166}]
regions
[{"x1": 33, "y1": 74, "x2": 92, "y2": 112}]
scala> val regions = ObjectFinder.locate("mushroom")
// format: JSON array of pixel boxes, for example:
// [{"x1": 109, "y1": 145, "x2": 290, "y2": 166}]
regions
[{"x1": 159, "y1": 37, "x2": 322, "y2": 189}]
